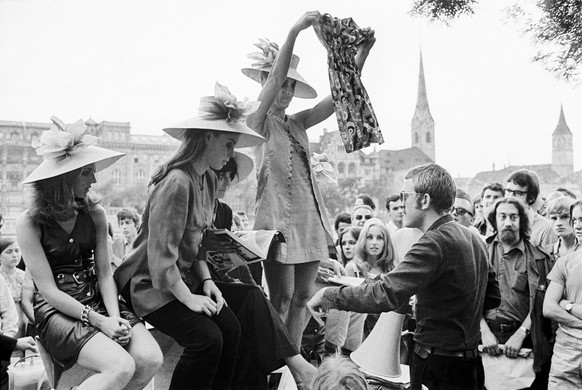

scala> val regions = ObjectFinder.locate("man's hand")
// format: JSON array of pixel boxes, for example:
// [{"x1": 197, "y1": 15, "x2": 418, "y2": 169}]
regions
[
  {"x1": 329, "y1": 259, "x2": 347, "y2": 276},
  {"x1": 307, "y1": 287, "x2": 330, "y2": 322},
  {"x1": 15, "y1": 337, "x2": 37, "y2": 354},
  {"x1": 481, "y1": 329, "x2": 502, "y2": 356},
  {"x1": 504, "y1": 329, "x2": 527, "y2": 358}
]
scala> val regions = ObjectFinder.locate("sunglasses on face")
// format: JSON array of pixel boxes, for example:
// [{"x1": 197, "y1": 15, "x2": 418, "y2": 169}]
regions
[
  {"x1": 452, "y1": 207, "x2": 473, "y2": 217},
  {"x1": 354, "y1": 214, "x2": 372, "y2": 221},
  {"x1": 504, "y1": 188, "x2": 527, "y2": 197}
]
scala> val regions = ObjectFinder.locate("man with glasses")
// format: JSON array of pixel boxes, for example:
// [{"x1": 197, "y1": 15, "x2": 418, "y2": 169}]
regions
[
  {"x1": 385, "y1": 193, "x2": 405, "y2": 234},
  {"x1": 452, "y1": 188, "x2": 475, "y2": 228},
  {"x1": 310, "y1": 163, "x2": 500, "y2": 390},
  {"x1": 505, "y1": 169, "x2": 557, "y2": 247},
  {"x1": 351, "y1": 204, "x2": 374, "y2": 227}
]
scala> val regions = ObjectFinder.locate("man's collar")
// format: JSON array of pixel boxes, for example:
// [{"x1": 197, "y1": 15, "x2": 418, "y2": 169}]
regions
[{"x1": 426, "y1": 214, "x2": 454, "y2": 232}]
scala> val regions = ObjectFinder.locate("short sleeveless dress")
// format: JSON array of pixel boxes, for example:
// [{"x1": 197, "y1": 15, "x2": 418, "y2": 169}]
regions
[
  {"x1": 34, "y1": 208, "x2": 139, "y2": 382},
  {"x1": 254, "y1": 114, "x2": 330, "y2": 264}
]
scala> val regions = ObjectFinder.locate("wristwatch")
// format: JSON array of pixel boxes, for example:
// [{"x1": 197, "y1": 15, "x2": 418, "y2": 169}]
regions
[{"x1": 565, "y1": 302, "x2": 574, "y2": 313}]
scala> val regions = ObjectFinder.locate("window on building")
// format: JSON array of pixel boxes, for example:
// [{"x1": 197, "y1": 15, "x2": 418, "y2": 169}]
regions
[
  {"x1": 348, "y1": 163, "x2": 356, "y2": 175},
  {"x1": 10, "y1": 132, "x2": 20, "y2": 141},
  {"x1": 337, "y1": 162, "x2": 345, "y2": 174},
  {"x1": 426, "y1": 132, "x2": 431, "y2": 143},
  {"x1": 136, "y1": 170, "x2": 146, "y2": 183},
  {"x1": 414, "y1": 132, "x2": 419, "y2": 144},
  {"x1": 113, "y1": 170, "x2": 121, "y2": 185},
  {"x1": 134, "y1": 157, "x2": 139, "y2": 163},
  {"x1": 7, "y1": 171, "x2": 22, "y2": 188}
]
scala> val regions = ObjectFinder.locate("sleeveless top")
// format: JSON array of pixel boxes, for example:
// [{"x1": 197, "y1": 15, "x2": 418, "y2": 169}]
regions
[{"x1": 39, "y1": 209, "x2": 95, "y2": 275}]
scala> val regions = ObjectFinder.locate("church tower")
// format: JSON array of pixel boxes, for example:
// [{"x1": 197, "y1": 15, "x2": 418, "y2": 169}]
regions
[
  {"x1": 552, "y1": 105, "x2": 573, "y2": 177},
  {"x1": 411, "y1": 51, "x2": 435, "y2": 162}
]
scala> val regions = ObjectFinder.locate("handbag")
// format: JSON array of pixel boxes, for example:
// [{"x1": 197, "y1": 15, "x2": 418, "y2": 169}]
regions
[
  {"x1": 530, "y1": 258, "x2": 555, "y2": 372},
  {"x1": 7, "y1": 355, "x2": 48, "y2": 390}
]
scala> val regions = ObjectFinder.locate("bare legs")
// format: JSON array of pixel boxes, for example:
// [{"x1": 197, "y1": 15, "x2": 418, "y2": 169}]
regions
[
  {"x1": 75, "y1": 325, "x2": 162, "y2": 390},
  {"x1": 263, "y1": 261, "x2": 320, "y2": 348}
]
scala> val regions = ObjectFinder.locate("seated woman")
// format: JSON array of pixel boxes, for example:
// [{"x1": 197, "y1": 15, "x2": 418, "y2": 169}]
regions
[
  {"x1": 210, "y1": 151, "x2": 317, "y2": 389},
  {"x1": 16, "y1": 117, "x2": 162, "y2": 390},
  {"x1": 114, "y1": 84, "x2": 266, "y2": 390}
]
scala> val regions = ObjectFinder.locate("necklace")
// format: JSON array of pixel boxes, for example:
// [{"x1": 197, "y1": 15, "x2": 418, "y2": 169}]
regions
[{"x1": 267, "y1": 111, "x2": 287, "y2": 125}]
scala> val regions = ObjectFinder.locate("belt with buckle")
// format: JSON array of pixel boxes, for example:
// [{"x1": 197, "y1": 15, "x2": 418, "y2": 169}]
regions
[
  {"x1": 55, "y1": 268, "x2": 93, "y2": 285},
  {"x1": 486, "y1": 320, "x2": 520, "y2": 334},
  {"x1": 414, "y1": 343, "x2": 480, "y2": 359}
]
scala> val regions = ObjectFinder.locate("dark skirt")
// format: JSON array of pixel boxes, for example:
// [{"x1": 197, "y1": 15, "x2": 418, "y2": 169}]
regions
[{"x1": 35, "y1": 277, "x2": 140, "y2": 384}]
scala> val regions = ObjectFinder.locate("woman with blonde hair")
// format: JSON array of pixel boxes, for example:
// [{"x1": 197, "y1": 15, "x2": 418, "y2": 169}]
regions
[
  {"x1": 16, "y1": 117, "x2": 162, "y2": 390},
  {"x1": 242, "y1": 11, "x2": 376, "y2": 346}
]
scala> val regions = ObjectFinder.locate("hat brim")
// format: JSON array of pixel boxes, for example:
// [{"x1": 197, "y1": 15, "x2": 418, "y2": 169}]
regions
[
  {"x1": 241, "y1": 67, "x2": 317, "y2": 99},
  {"x1": 231, "y1": 151, "x2": 254, "y2": 186},
  {"x1": 22, "y1": 145, "x2": 125, "y2": 184},
  {"x1": 163, "y1": 118, "x2": 265, "y2": 148}
]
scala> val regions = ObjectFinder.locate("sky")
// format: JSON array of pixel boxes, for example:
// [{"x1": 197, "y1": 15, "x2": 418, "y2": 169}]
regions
[{"x1": 1, "y1": 0, "x2": 581, "y2": 178}]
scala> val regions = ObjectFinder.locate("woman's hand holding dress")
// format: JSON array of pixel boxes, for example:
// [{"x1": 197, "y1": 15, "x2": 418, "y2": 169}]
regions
[{"x1": 184, "y1": 294, "x2": 218, "y2": 317}]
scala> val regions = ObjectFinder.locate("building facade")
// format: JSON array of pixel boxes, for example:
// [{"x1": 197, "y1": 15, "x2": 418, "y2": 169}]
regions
[{"x1": 0, "y1": 119, "x2": 179, "y2": 218}]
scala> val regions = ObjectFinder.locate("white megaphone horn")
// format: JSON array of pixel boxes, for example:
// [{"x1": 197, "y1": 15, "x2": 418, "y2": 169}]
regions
[{"x1": 350, "y1": 311, "x2": 405, "y2": 378}]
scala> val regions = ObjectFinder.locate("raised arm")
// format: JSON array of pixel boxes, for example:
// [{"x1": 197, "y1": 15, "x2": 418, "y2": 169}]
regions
[
  {"x1": 246, "y1": 11, "x2": 321, "y2": 132},
  {"x1": 296, "y1": 30, "x2": 376, "y2": 130}
]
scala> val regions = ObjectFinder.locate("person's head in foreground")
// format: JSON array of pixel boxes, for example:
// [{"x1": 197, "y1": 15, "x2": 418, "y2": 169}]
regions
[{"x1": 311, "y1": 354, "x2": 368, "y2": 390}]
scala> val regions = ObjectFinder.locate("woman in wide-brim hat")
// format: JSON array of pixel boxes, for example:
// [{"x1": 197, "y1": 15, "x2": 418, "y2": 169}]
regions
[
  {"x1": 114, "y1": 82, "x2": 265, "y2": 390},
  {"x1": 243, "y1": 11, "x2": 376, "y2": 348},
  {"x1": 16, "y1": 116, "x2": 163, "y2": 390}
]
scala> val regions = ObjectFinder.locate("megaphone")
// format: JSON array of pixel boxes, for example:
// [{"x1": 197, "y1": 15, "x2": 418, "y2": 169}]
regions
[{"x1": 350, "y1": 311, "x2": 405, "y2": 378}]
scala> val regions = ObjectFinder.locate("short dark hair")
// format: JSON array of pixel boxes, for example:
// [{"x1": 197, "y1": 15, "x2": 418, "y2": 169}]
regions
[
  {"x1": 506, "y1": 169, "x2": 539, "y2": 205},
  {"x1": 385, "y1": 193, "x2": 400, "y2": 211},
  {"x1": 570, "y1": 201, "x2": 582, "y2": 224},
  {"x1": 214, "y1": 156, "x2": 238, "y2": 181},
  {"x1": 356, "y1": 194, "x2": 376, "y2": 210},
  {"x1": 117, "y1": 208, "x2": 140, "y2": 227},
  {"x1": 334, "y1": 212, "x2": 351, "y2": 232},
  {"x1": 487, "y1": 197, "x2": 530, "y2": 241},
  {"x1": 404, "y1": 163, "x2": 455, "y2": 214},
  {"x1": 480, "y1": 182, "x2": 504, "y2": 200}
]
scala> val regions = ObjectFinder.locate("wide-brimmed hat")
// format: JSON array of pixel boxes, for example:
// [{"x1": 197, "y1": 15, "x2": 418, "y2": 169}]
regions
[
  {"x1": 241, "y1": 38, "x2": 317, "y2": 99},
  {"x1": 22, "y1": 117, "x2": 125, "y2": 184},
  {"x1": 231, "y1": 151, "x2": 254, "y2": 186},
  {"x1": 164, "y1": 83, "x2": 265, "y2": 148}
]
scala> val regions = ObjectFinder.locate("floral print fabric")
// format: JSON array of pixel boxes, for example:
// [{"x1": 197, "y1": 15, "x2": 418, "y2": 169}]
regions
[{"x1": 315, "y1": 13, "x2": 384, "y2": 153}]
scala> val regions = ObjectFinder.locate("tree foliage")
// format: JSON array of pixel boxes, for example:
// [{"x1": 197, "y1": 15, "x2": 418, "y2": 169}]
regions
[{"x1": 411, "y1": 0, "x2": 582, "y2": 82}]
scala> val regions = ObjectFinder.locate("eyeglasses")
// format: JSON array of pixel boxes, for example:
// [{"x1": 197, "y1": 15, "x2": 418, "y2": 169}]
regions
[
  {"x1": 504, "y1": 188, "x2": 527, "y2": 197},
  {"x1": 354, "y1": 214, "x2": 372, "y2": 221},
  {"x1": 400, "y1": 191, "x2": 422, "y2": 202},
  {"x1": 452, "y1": 207, "x2": 473, "y2": 217}
]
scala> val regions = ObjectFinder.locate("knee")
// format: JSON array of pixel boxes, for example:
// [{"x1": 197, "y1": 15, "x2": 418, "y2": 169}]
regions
[
  {"x1": 108, "y1": 353, "x2": 136, "y2": 383},
  {"x1": 183, "y1": 325, "x2": 224, "y2": 360},
  {"x1": 132, "y1": 345, "x2": 163, "y2": 375},
  {"x1": 291, "y1": 290, "x2": 312, "y2": 307}
]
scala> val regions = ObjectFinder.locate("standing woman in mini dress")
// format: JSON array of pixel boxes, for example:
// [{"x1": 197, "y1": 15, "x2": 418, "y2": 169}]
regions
[
  {"x1": 243, "y1": 11, "x2": 376, "y2": 346},
  {"x1": 114, "y1": 84, "x2": 265, "y2": 390},
  {"x1": 16, "y1": 117, "x2": 162, "y2": 390}
]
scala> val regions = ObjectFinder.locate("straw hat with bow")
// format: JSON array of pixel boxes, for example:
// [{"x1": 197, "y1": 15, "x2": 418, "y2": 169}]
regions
[
  {"x1": 241, "y1": 38, "x2": 317, "y2": 99},
  {"x1": 22, "y1": 117, "x2": 125, "y2": 184}
]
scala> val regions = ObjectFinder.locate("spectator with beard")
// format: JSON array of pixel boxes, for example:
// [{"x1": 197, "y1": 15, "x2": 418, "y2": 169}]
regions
[{"x1": 481, "y1": 197, "x2": 553, "y2": 389}]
